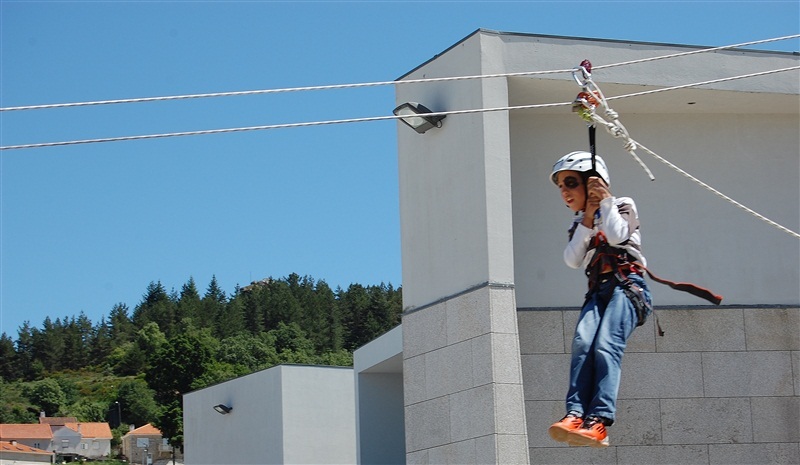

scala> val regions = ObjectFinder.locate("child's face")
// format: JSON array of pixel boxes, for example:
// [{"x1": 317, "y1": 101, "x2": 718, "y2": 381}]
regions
[{"x1": 556, "y1": 170, "x2": 586, "y2": 213}]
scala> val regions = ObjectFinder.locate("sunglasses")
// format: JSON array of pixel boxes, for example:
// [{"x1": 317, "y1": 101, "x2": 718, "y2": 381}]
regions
[{"x1": 560, "y1": 176, "x2": 582, "y2": 190}]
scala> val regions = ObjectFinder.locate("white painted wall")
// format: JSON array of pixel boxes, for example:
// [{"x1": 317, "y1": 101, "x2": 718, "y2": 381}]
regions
[
  {"x1": 396, "y1": 32, "x2": 516, "y2": 310},
  {"x1": 512, "y1": 112, "x2": 799, "y2": 307},
  {"x1": 497, "y1": 32, "x2": 800, "y2": 307},
  {"x1": 183, "y1": 365, "x2": 356, "y2": 465},
  {"x1": 282, "y1": 366, "x2": 357, "y2": 464},
  {"x1": 353, "y1": 326, "x2": 404, "y2": 464}
]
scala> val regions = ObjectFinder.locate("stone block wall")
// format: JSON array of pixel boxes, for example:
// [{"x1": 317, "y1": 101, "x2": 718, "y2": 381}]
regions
[
  {"x1": 403, "y1": 284, "x2": 530, "y2": 464},
  {"x1": 519, "y1": 307, "x2": 800, "y2": 464}
]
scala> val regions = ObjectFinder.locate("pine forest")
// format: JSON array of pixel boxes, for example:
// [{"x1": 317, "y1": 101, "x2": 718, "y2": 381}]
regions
[{"x1": 0, "y1": 273, "x2": 402, "y2": 451}]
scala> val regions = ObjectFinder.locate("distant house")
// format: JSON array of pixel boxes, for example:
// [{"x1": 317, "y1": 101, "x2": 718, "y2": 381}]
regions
[
  {"x1": 0, "y1": 440, "x2": 54, "y2": 464},
  {"x1": 0, "y1": 424, "x2": 53, "y2": 453},
  {"x1": 50, "y1": 425, "x2": 81, "y2": 458},
  {"x1": 121, "y1": 424, "x2": 179, "y2": 464},
  {"x1": 1, "y1": 420, "x2": 111, "y2": 461},
  {"x1": 65, "y1": 423, "x2": 112, "y2": 459}
]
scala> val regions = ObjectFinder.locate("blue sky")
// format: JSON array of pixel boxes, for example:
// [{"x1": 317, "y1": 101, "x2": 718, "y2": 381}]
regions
[{"x1": 1, "y1": 1, "x2": 798, "y2": 339}]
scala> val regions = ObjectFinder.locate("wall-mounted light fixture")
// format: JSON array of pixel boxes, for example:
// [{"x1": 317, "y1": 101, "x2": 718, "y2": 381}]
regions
[
  {"x1": 393, "y1": 102, "x2": 446, "y2": 134},
  {"x1": 213, "y1": 404, "x2": 232, "y2": 415}
]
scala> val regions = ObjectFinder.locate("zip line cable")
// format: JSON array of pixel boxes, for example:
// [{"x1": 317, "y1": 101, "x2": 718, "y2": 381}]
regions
[
  {"x1": 1, "y1": 65, "x2": 797, "y2": 151},
  {"x1": 1, "y1": 35, "x2": 797, "y2": 238},
  {"x1": 0, "y1": 101, "x2": 571, "y2": 151},
  {"x1": 1, "y1": 33, "x2": 797, "y2": 113}
]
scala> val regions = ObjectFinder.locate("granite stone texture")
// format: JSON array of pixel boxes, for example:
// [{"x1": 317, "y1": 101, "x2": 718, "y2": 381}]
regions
[
  {"x1": 404, "y1": 286, "x2": 529, "y2": 463},
  {"x1": 519, "y1": 306, "x2": 800, "y2": 464}
]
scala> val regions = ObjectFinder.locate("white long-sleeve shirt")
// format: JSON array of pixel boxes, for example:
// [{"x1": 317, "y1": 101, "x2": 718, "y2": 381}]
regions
[{"x1": 564, "y1": 196, "x2": 646, "y2": 270}]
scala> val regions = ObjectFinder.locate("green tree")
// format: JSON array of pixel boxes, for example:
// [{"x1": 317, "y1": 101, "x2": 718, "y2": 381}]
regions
[
  {"x1": 147, "y1": 327, "x2": 216, "y2": 450},
  {"x1": 199, "y1": 276, "x2": 227, "y2": 330},
  {"x1": 339, "y1": 284, "x2": 372, "y2": 350},
  {"x1": 154, "y1": 400, "x2": 184, "y2": 452},
  {"x1": 176, "y1": 277, "x2": 201, "y2": 326},
  {"x1": 61, "y1": 313, "x2": 92, "y2": 370},
  {"x1": 238, "y1": 286, "x2": 265, "y2": 335},
  {"x1": 90, "y1": 316, "x2": 113, "y2": 368},
  {"x1": 216, "y1": 333, "x2": 278, "y2": 372},
  {"x1": 262, "y1": 278, "x2": 302, "y2": 329},
  {"x1": 116, "y1": 378, "x2": 158, "y2": 427},
  {"x1": 132, "y1": 281, "x2": 176, "y2": 335},
  {"x1": 0, "y1": 333, "x2": 17, "y2": 381},
  {"x1": 32, "y1": 317, "x2": 64, "y2": 372},
  {"x1": 69, "y1": 399, "x2": 108, "y2": 422},
  {"x1": 339, "y1": 283, "x2": 401, "y2": 350},
  {"x1": 25, "y1": 378, "x2": 67, "y2": 416},
  {"x1": 108, "y1": 303, "x2": 134, "y2": 347},
  {"x1": 14, "y1": 322, "x2": 38, "y2": 380},
  {"x1": 214, "y1": 297, "x2": 245, "y2": 339},
  {"x1": 304, "y1": 279, "x2": 342, "y2": 352}
]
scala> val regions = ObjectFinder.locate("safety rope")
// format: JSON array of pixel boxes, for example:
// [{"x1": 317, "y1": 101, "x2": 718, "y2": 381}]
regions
[
  {"x1": 2, "y1": 34, "x2": 797, "y2": 113},
  {"x1": 572, "y1": 61, "x2": 800, "y2": 240}
]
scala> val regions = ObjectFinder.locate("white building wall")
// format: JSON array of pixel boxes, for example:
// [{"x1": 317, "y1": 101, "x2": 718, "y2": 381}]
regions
[
  {"x1": 394, "y1": 29, "x2": 798, "y2": 465},
  {"x1": 396, "y1": 31, "x2": 530, "y2": 465},
  {"x1": 282, "y1": 366, "x2": 357, "y2": 465},
  {"x1": 496, "y1": 32, "x2": 800, "y2": 307},
  {"x1": 183, "y1": 364, "x2": 355, "y2": 465},
  {"x1": 512, "y1": 113, "x2": 799, "y2": 307}
]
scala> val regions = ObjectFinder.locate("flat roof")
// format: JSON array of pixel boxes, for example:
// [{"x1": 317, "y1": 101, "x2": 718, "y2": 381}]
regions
[{"x1": 398, "y1": 28, "x2": 799, "y2": 80}]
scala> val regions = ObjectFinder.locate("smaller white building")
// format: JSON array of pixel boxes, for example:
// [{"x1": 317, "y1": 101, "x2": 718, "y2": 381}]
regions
[{"x1": 183, "y1": 364, "x2": 356, "y2": 465}]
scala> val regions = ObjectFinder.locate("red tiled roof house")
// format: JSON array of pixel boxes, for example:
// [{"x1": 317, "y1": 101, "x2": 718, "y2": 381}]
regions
[
  {"x1": 0, "y1": 440, "x2": 55, "y2": 464},
  {"x1": 0, "y1": 423, "x2": 53, "y2": 453}
]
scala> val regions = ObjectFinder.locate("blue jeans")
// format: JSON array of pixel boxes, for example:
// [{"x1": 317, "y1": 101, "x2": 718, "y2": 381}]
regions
[{"x1": 565, "y1": 273, "x2": 651, "y2": 423}]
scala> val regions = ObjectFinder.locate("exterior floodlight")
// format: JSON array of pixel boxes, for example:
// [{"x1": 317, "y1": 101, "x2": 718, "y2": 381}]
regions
[
  {"x1": 393, "y1": 102, "x2": 446, "y2": 134},
  {"x1": 213, "y1": 404, "x2": 232, "y2": 414}
]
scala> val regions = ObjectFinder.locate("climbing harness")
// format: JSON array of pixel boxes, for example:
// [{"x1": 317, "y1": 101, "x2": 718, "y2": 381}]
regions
[{"x1": 585, "y1": 230, "x2": 723, "y2": 336}]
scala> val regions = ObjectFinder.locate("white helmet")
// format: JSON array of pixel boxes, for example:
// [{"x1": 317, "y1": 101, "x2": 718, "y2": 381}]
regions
[{"x1": 550, "y1": 151, "x2": 610, "y2": 186}]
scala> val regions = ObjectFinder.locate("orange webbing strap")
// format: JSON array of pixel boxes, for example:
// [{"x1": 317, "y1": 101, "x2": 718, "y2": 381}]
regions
[{"x1": 641, "y1": 266, "x2": 723, "y2": 306}]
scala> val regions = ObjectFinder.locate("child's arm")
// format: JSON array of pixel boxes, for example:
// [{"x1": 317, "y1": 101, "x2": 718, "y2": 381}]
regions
[
  {"x1": 564, "y1": 223, "x2": 593, "y2": 269},
  {"x1": 599, "y1": 198, "x2": 640, "y2": 245}
]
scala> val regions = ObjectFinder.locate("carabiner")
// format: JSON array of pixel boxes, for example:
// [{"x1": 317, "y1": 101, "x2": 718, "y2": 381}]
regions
[
  {"x1": 572, "y1": 59, "x2": 593, "y2": 87},
  {"x1": 572, "y1": 66, "x2": 591, "y2": 87}
]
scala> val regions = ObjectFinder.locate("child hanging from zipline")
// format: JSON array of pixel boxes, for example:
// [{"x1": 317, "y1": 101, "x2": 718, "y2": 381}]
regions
[
  {"x1": 545, "y1": 58, "x2": 726, "y2": 448},
  {"x1": 547, "y1": 151, "x2": 652, "y2": 448}
]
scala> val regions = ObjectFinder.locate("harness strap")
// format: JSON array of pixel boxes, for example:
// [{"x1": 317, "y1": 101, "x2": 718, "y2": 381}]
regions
[
  {"x1": 585, "y1": 235, "x2": 723, "y2": 336},
  {"x1": 587, "y1": 232, "x2": 723, "y2": 306},
  {"x1": 640, "y1": 265, "x2": 724, "y2": 306}
]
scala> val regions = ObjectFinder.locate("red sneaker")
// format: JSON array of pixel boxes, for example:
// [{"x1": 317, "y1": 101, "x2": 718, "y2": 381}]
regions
[
  {"x1": 569, "y1": 416, "x2": 610, "y2": 447},
  {"x1": 548, "y1": 413, "x2": 583, "y2": 444}
]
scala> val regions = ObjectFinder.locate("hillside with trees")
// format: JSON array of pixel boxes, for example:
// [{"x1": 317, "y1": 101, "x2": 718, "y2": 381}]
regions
[{"x1": 0, "y1": 273, "x2": 401, "y2": 451}]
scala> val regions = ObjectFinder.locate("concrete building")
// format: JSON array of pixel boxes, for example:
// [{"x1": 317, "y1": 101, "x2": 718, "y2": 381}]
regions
[
  {"x1": 183, "y1": 364, "x2": 356, "y2": 465},
  {"x1": 392, "y1": 29, "x2": 798, "y2": 464},
  {"x1": 182, "y1": 30, "x2": 798, "y2": 465}
]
